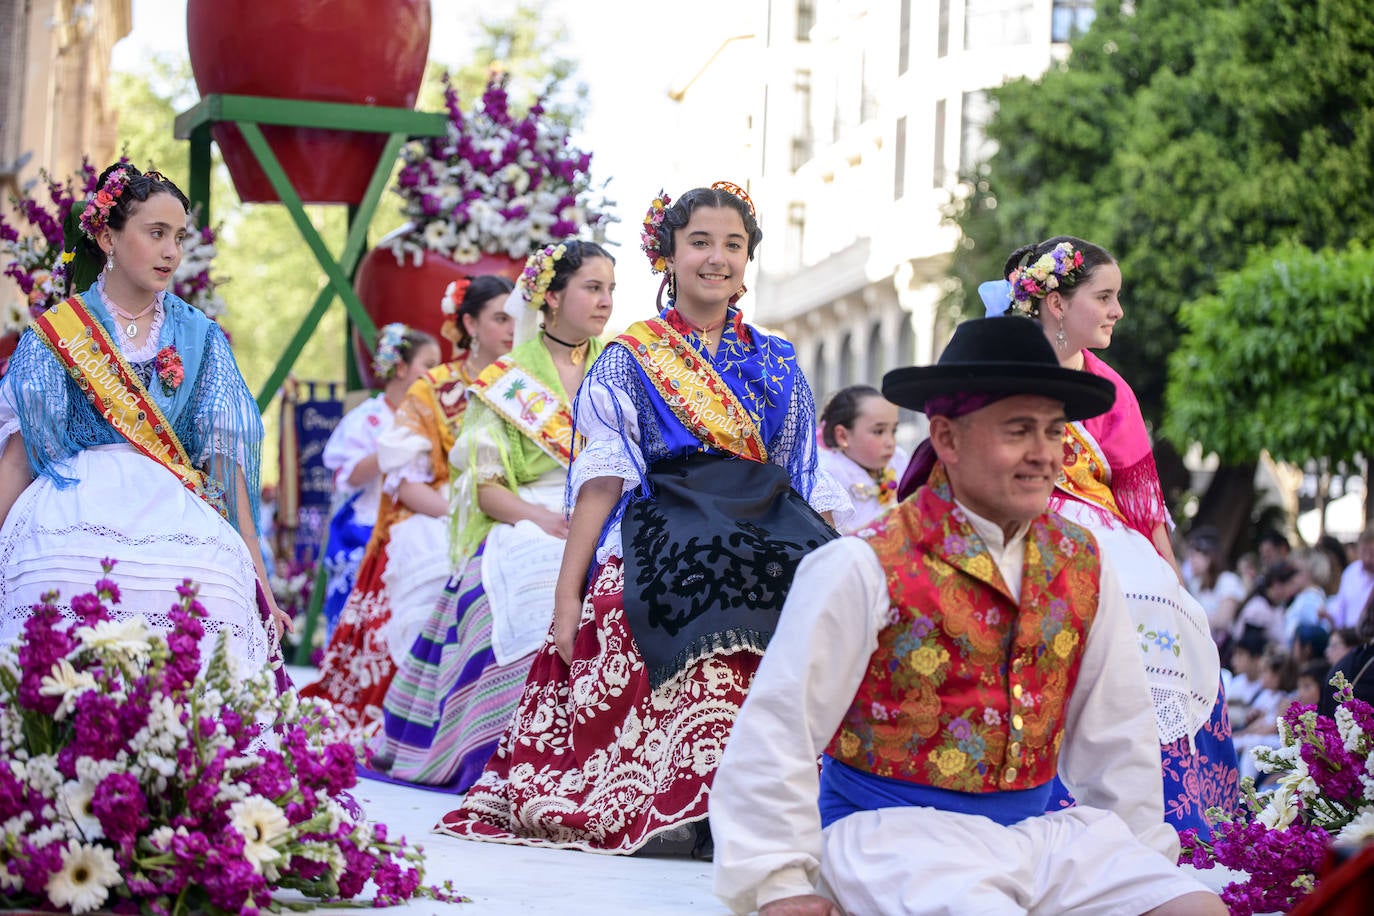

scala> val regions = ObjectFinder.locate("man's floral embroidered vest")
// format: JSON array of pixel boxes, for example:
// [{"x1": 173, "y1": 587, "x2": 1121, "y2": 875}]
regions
[{"x1": 824, "y1": 465, "x2": 1103, "y2": 793}]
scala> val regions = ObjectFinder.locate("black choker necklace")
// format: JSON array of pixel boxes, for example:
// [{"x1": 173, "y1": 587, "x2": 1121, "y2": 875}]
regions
[{"x1": 542, "y1": 327, "x2": 590, "y2": 366}]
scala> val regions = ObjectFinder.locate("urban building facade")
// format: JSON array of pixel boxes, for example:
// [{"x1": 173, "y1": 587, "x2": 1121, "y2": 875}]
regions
[
  {"x1": 747, "y1": 0, "x2": 1094, "y2": 435},
  {"x1": 1, "y1": 0, "x2": 130, "y2": 310}
]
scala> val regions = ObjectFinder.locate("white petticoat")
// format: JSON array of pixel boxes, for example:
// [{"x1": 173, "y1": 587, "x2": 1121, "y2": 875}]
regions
[{"x1": 0, "y1": 444, "x2": 269, "y2": 676}]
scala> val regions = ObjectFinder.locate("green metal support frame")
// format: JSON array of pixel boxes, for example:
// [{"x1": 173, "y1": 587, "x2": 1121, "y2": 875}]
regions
[
  {"x1": 173, "y1": 95, "x2": 448, "y2": 665},
  {"x1": 173, "y1": 94, "x2": 447, "y2": 411}
]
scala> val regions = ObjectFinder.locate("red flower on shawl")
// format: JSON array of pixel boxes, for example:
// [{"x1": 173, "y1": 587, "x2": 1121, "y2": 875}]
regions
[{"x1": 155, "y1": 345, "x2": 184, "y2": 394}]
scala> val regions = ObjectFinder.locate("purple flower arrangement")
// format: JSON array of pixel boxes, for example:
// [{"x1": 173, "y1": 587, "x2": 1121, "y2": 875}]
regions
[
  {"x1": 0, "y1": 561, "x2": 463, "y2": 914},
  {"x1": 0, "y1": 161, "x2": 98, "y2": 344},
  {"x1": 382, "y1": 71, "x2": 609, "y2": 266},
  {"x1": 1179, "y1": 674, "x2": 1374, "y2": 915}
]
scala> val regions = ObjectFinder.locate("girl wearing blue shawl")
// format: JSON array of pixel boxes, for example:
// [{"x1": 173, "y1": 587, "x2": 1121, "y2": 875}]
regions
[
  {"x1": 440, "y1": 184, "x2": 848, "y2": 854},
  {"x1": 0, "y1": 164, "x2": 285, "y2": 676}
]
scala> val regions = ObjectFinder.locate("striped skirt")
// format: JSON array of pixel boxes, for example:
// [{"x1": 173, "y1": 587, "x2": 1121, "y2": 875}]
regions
[{"x1": 366, "y1": 542, "x2": 536, "y2": 791}]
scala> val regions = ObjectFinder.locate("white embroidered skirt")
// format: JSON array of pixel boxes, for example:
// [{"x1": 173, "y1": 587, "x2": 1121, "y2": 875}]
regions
[{"x1": 0, "y1": 443, "x2": 269, "y2": 676}]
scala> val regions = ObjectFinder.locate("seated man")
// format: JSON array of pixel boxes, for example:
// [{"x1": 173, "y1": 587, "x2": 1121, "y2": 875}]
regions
[{"x1": 710, "y1": 317, "x2": 1224, "y2": 916}]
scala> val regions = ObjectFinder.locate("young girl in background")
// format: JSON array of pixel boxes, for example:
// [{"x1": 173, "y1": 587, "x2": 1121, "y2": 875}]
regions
[
  {"x1": 817, "y1": 385, "x2": 907, "y2": 534},
  {"x1": 320, "y1": 324, "x2": 439, "y2": 639}
]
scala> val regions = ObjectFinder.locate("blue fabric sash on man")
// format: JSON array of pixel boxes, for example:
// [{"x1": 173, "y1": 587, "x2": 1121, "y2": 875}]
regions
[{"x1": 818, "y1": 755, "x2": 1053, "y2": 828}]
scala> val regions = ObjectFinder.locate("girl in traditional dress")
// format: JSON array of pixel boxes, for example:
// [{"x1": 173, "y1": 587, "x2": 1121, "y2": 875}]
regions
[
  {"x1": 319, "y1": 323, "x2": 440, "y2": 640},
  {"x1": 0, "y1": 163, "x2": 287, "y2": 672},
  {"x1": 974, "y1": 235, "x2": 1239, "y2": 836},
  {"x1": 367, "y1": 241, "x2": 613, "y2": 790},
  {"x1": 817, "y1": 385, "x2": 907, "y2": 534},
  {"x1": 439, "y1": 183, "x2": 846, "y2": 854},
  {"x1": 300, "y1": 276, "x2": 512, "y2": 740}
]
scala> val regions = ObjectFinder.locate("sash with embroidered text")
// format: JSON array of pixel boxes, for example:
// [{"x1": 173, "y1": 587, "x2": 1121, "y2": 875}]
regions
[{"x1": 31, "y1": 296, "x2": 225, "y2": 516}]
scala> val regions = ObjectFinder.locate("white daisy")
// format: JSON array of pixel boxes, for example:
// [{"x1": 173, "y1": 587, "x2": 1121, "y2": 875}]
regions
[
  {"x1": 1336, "y1": 807, "x2": 1374, "y2": 846},
  {"x1": 229, "y1": 796, "x2": 289, "y2": 876},
  {"x1": 74, "y1": 617, "x2": 153, "y2": 659},
  {"x1": 39, "y1": 660, "x2": 98, "y2": 720},
  {"x1": 45, "y1": 840, "x2": 120, "y2": 914},
  {"x1": 57, "y1": 779, "x2": 103, "y2": 840}
]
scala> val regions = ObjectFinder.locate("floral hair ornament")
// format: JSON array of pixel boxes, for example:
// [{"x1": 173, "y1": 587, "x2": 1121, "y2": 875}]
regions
[
  {"x1": 371, "y1": 322, "x2": 410, "y2": 381},
  {"x1": 640, "y1": 189, "x2": 672, "y2": 273},
  {"x1": 504, "y1": 242, "x2": 566, "y2": 347},
  {"x1": 78, "y1": 165, "x2": 134, "y2": 239},
  {"x1": 440, "y1": 276, "x2": 472, "y2": 345},
  {"x1": 710, "y1": 179, "x2": 756, "y2": 218},
  {"x1": 1005, "y1": 241, "x2": 1086, "y2": 317}
]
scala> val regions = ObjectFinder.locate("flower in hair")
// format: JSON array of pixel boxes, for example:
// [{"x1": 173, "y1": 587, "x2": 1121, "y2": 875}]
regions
[
  {"x1": 371, "y1": 322, "x2": 410, "y2": 381},
  {"x1": 517, "y1": 243, "x2": 566, "y2": 311},
  {"x1": 441, "y1": 277, "x2": 471, "y2": 318},
  {"x1": 640, "y1": 190, "x2": 672, "y2": 273},
  {"x1": 1006, "y1": 241, "x2": 1086, "y2": 316},
  {"x1": 78, "y1": 167, "x2": 133, "y2": 239}
]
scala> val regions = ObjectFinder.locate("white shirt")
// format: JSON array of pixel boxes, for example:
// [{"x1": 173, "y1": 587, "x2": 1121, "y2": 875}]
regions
[
  {"x1": 710, "y1": 503, "x2": 1174, "y2": 914},
  {"x1": 817, "y1": 446, "x2": 910, "y2": 535},
  {"x1": 1329, "y1": 560, "x2": 1374, "y2": 630},
  {"x1": 321, "y1": 394, "x2": 394, "y2": 526}
]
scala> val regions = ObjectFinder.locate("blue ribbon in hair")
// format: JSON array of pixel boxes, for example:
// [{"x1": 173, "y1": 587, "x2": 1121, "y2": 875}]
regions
[{"x1": 979, "y1": 279, "x2": 1013, "y2": 317}]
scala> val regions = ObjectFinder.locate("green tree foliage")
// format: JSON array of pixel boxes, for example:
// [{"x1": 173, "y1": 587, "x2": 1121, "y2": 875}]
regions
[
  {"x1": 1165, "y1": 243, "x2": 1374, "y2": 466},
  {"x1": 948, "y1": 0, "x2": 1374, "y2": 431}
]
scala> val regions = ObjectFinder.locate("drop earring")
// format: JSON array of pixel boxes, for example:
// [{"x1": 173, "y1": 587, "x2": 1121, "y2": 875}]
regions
[
  {"x1": 1056, "y1": 317, "x2": 1068, "y2": 350},
  {"x1": 104, "y1": 249, "x2": 115, "y2": 275}
]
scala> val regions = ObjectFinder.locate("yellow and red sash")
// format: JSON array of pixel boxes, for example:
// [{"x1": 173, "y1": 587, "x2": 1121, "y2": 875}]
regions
[
  {"x1": 616, "y1": 318, "x2": 768, "y2": 464},
  {"x1": 31, "y1": 296, "x2": 224, "y2": 516},
  {"x1": 470, "y1": 358, "x2": 574, "y2": 467},
  {"x1": 1057, "y1": 421, "x2": 1125, "y2": 524}
]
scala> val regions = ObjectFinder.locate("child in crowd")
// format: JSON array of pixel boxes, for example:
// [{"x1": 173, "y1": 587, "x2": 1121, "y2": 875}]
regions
[
  {"x1": 1327, "y1": 627, "x2": 1359, "y2": 667},
  {"x1": 1294, "y1": 660, "x2": 1330, "y2": 709},
  {"x1": 1234, "y1": 652, "x2": 1298, "y2": 782},
  {"x1": 1232, "y1": 563, "x2": 1293, "y2": 650},
  {"x1": 817, "y1": 384, "x2": 907, "y2": 534},
  {"x1": 1225, "y1": 629, "x2": 1269, "y2": 716}
]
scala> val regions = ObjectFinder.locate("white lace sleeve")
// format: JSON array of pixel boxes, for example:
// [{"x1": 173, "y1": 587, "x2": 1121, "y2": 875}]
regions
[
  {"x1": 321, "y1": 396, "x2": 389, "y2": 497},
  {"x1": 376, "y1": 423, "x2": 436, "y2": 496},
  {"x1": 567, "y1": 376, "x2": 644, "y2": 510},
  {"x1": 0, "y1": 377, "x2": 20, "y2": 445},
  {"x1": 808, "y1": 465, "x2": 852, "y2": 516}
]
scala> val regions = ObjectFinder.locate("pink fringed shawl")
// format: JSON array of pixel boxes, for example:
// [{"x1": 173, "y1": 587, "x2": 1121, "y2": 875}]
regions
[{"x1": 1050, "y1": 350, "x2": 1171, "y2": 553}]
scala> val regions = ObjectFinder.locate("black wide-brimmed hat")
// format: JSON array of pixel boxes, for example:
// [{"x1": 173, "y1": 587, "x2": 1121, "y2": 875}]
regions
[{"x1": 882, "y1": 317, "x2": 1115, "y2": 421}]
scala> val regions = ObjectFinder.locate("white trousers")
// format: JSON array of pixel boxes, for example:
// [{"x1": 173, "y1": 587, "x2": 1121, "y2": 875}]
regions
[{"x1": 820, "y1": 806, "x2": 1210, "y2": 916}]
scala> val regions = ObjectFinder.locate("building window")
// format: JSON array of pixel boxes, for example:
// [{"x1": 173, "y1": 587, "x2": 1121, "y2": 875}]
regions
[
  {"x1": 933, "y1": 100, "x2": 947, "y2": 187},
  {"x1": 938, "y1": 0, "x2": 950, "y2": 58},
  {"x1": 786, "y1": 202, "x2": 806, "y2": 269},
  {"x1": 960, "y1": 90, "x2": 997, "y2": 174},
  {"x1": 899, "y1": 0, "x2": 912, "y2": 74},
  {"x1": 792, "y1": 70, "x2": 813, "y2": 171},
  {"x1": 796, "y1": 0, "x2": 815, "y2": 42},
  {"x1": 1051, "y1": 0, "x2": 1097, "y2": 43},
  {"x1": 894, "y1": 115, "x2": 907, "y2": 200},
  {"x1": 860, "y1": 52, "x2": 877, "y2": 124},
  {"x1": 0, "y1": 0, "x2": 26, "y2": 174},
  {"x1": 964, "y1": 0, "x2": 1034, "y2": 51}
]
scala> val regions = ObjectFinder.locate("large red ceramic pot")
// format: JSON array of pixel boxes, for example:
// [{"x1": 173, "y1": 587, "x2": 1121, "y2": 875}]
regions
[
  {"x1": 352, "y1": 244, "x2": 522, "y2": 389},
  {"x1": 186, "y1": 0, "x2": 431, "y2": 205}
]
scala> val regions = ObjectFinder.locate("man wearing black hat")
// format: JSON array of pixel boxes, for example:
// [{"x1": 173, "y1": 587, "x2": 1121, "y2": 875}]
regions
[{"x1": 709, "y1": 318, "x2": 1224, "y2": 915}]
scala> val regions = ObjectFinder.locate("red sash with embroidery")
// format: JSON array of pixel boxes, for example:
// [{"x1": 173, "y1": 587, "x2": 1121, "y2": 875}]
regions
[
  {"x1": 31, "y1": 296, "x2": 223, "y2": 516},
  {"x1": 616, "y1": 318, "x2": 768, "y2": 463}
]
